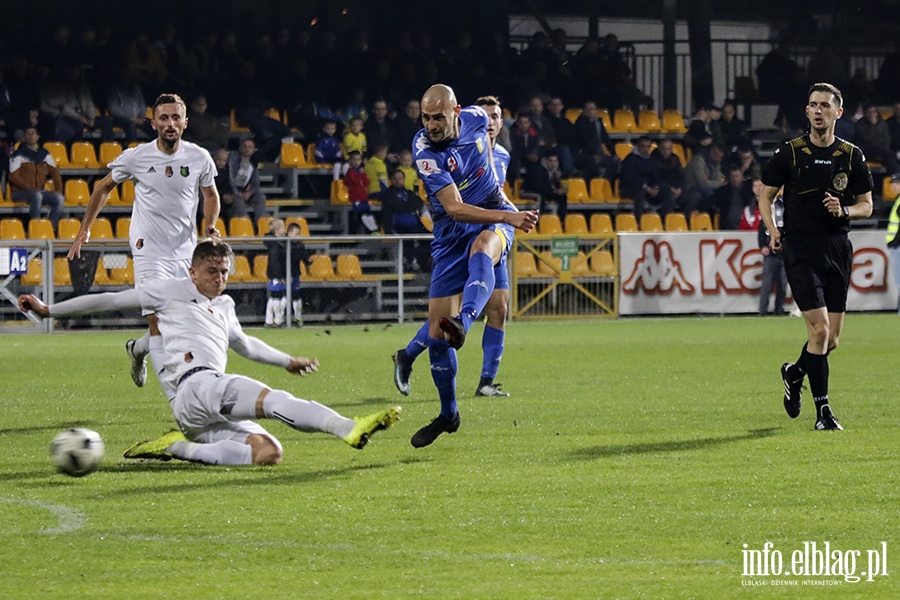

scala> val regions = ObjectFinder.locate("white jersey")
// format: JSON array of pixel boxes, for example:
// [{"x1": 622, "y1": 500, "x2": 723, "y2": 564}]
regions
[
  {"x1": 109, "y1": 140, "x2": 216, "y2": 261},
  {"x1": 139, "y1": 278, "x2": 242, "y2": 392}
]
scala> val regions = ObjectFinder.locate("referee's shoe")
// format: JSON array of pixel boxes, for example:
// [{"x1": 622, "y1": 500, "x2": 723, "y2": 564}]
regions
[
  {"x1": 781, "y1": 363, "x2": 804, "y2": 418},
  {"x1": 815, "y1": 405, "x2": 843, "y2": 431}
]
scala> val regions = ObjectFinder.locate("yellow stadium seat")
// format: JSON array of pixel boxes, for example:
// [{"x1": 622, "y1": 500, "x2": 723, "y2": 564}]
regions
[
  {"x1": 662, "y1": 109, "x2": 688, "y2": 133},
  {"x1": 228, "y1": 217, "x2": 255, "y2": 238},
  {"x1": 539, "y1": 214, "x2": 563, "y2": 235},
  {"x1": 537, "y1": 251, "x2": 561, "y2": 276},
  {"x1": 670, "y1": 142, "x2": 687, "y2": 167},
  {"x1": 230, "y1": 255, "x2": 253, "y2": 283},
  {"x1": 28, "y1": 218, "x2": 55, "y2": 240},
  {"x1": 610, "y1": 109, "x2": 637, "y2": 133},
  {"x1": 109, "y1": 257, "x2": 135, "y2": 285},
  {"x1": 564, "y1": 213, "x2": 588, "y2": 234},
  {"x1": 115, "y1": 217, "x2": 131, "y2": 239},
  {"x1": 285, "y1": 216, "x2": 310, "y2": 237},
  {"x1": 420, "y1": 214, "x2": 433, "y2": 232},
  {"x1": 89, "y1": 217, "x2": 114, "y2": 240},
  {"x1": 514, "y1": 252, "x2": 539, "y2": 278},
  {"x1": 590, "y1": 213, "x2": 613, "y2": 234},
  {"x1": 883, "y1": 176, "x2": 896, "y2": 201},
  {"x1": 1, "y1": 218, "x2": 26, "y2": 240},
  {"x1": 565, "y1": 178, "x2": 589, "y2": 203},
  {"x1": 99, "y1": 141, "x2": 123, "y2": 167},
  {"x1": 229, "y1": 109, "x2": 250, "y2": 133},
  {"x1": 637, "y1": 109, "x2": 662, "y2": 133},
  {"x1": 43, "y1": 141, "x2": 71, "y2": 168},
  {"x1": 591, "y1": 250, "x2": 617, "y2": 277},
  {"x1": 21, "y1": 259, "x2": 43, "y2": 286},
  {"x1": 330, "y1": 179, "x2": 349, "y2": 204},
  {"x1": 590, "y1": 178, "x2": 615, "y2": 203},
  {"x1": 565, "y1": 108, "x2": 582, "y2": 124},
  {"x1": 257, "y1": 216, "x2": 274, "y2": 236},
  {"x1": 598, "y1": 109, "x2": 612, "y2": 130},
  {"x1": 570, "y1": 252, "x2": 592, "y2": 277},
  {"x1": 306, "y1": 143, "x2": 323, "y2": 165},
  {"x1": 615, "y1": 213, "x2": 639, "y2": 232},
  {"x1": 120, "y1": 179, "x2": 135, "y2": 204},
  {"x1": 615, "y1": 142, "x2": 634, "y2": 161},
  {"x1": 265, "y1": 107, "x2": 281, "y2": 122},
  {"x1": 201, "y1": 218, "x2": 228, "y2": 236},
  {"x1": 690, "y1": 211, "x2": 714, "y2": 231},
  {"x1": 279, "y1": 142, "x2": 309, "y2": 168},
  {"x1": 58, "y1": 218, "x2": 81, "y2": 240},
  {"x1": 640, "y1": 213, "x2": 664, "y2": 232},
  {"x1": 336, "y1": 254, "x2": 371, "y2": 280},
  {"x1": 305, "y1": 254, "x2": 335, "y2": 280},
  {"x1": 94, "y1": 262, "x2": 112, "y2": 286},
  {"x1": 53, "y1": 258, "x2": 71, "y2": 286},
  {"x1": 253, "y1": 254, "x2": 269, "y2": 281},
  {"x1": 69, "y1": 142, "x2": 101, "y2": 169},
  {"x1": 665, "y1": 213, "x2": 689, "y2": 232},
  {"x1": 65, "y1": 179, "x2": 91, "y2": 206}
]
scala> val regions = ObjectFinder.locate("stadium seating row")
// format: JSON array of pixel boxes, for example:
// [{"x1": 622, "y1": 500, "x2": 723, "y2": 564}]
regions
[
  {"x1": 517, "y1": 211, "x2": 715, "y2": 236},
  {"x1": 515, "y1": 250, "x2": 617, "y2": 279},
  {"x1": 0, "y1": 216, "x2": 310, "y2": 240}
]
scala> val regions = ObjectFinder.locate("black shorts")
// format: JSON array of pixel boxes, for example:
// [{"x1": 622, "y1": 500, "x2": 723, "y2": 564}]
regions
[{"x1": 782, "y1": 232, "x2": 852, "y2": 312}]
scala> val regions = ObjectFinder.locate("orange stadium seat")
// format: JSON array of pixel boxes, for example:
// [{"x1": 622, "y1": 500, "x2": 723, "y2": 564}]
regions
[
  {"x1": 637, "y1": 110, "x2": 662, "y2": 133},
  {"x1": 28, "y1": 218, "x2": 55, "y2": 240},
  {"x1": 538, "y1": 214, "x2": 563, "y2": 235},
  {"x1": 1, "y1": 218, "x2": 26, "y2": 240},
  {"x1": 69, "y1": 142, "x2": 101, "y2": 169},
  {"x1": 99, "y1": 141, "x2": 123, "y2": 167},
  {"x1": 640, "y1": 213, "x2": 664, "y2": 232},
  {"x1": 43, "y1": 141, "x2": 71, "y2": 168},
  {"x1": 591, "y1": 250, "x2": 617, "y2": 277},
  {"x1": 690, "y1": 211, "x2": 714, "y2": 231},
  {"x1": 565, "y1": 178, "x2": 589, "y2": 204},
  {"x1": 64, "y1": 179, "x2": 91, "y2": 206},
  {"x1": 89, "y1": 218, "x2": 114, "y2": 240},
  {"x1": 115, "y1": 217, "x2": 131, "y2": 239},
  {"x1": 228, "y1": 217, "x2": 255, "y2": 238},
  {"x1": 615, "y1": 213, "x2": 639, "y2": 232},
  {"x1": 590, "y1": 213, "x2": 613, "y2": 234},
  {"x1": 305, "y1": 254, "x2": 336, "y2": 280},
  {"x1": 57, "y1": 218, "x2": 81, "y2": 240},
  {"x1": 515, "y1": 252, "x2": 539, "y2": 278},
  {"x1": 564, "y1": 213, "x2": 588, "y2": 234},
  {"x1": 665, "y1": 213, "x2": 689, "y2": 232},
  {"x1": 285, "y1": 216, "x2": 310, "y2": 237},
  {"x1": 662, "y1": 109, "x2": 688, "y2": 134},
  {"x1": 590, "y1": 178, "x2": 616, "y2": 203}
]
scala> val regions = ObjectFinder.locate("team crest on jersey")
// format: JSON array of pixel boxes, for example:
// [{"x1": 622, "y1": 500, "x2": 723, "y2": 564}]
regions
[
  {"x1": 165, "y1": 166, "x2": 173, "y2": 177},
  {"x1": 447, "y1": 156, "x2": 458, "y2": 172},
  {"x1": 832, "y1": 172, "x2": 848, "y2": 192},
  {"x1": 416, "y1": 158, "x2": 441, "y2": 177},
  {"x1": 180, "y1": 166, "x2": 190, "y2": 177},
  {"x1": 136, "y1": 238, "x2": 144, "y2": 249}
]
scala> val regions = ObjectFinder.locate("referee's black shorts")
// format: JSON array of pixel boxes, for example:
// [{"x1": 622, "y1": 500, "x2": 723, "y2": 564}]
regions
[{"x1": 782, "y1": 232, "x2": 852, "y2": 312}]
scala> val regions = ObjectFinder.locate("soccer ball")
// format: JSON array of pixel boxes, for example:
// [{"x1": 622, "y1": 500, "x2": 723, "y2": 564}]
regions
[{"x1": 50, "y1": 428, "x2": 104, "y2": 477}]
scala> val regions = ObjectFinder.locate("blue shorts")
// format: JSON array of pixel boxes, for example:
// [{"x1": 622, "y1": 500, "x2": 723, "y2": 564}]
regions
[{"x1": 429, "y1": 217, "x2": 514, "y2": 298}]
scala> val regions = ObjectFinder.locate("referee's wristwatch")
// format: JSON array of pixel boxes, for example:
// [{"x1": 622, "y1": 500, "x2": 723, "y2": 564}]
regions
[{"x1": 842, "y1": 206, "x2": 850, "y2": 219}]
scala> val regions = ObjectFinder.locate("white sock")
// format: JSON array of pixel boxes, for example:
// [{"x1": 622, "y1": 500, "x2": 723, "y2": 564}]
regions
[
  {"x1": 274, "y1": 297, "x2": 286, "y2": 325},
  {"x1": 361, "y1": 213, "x2": 378, "y2": 232},
  {"x1": 168, "y1": 440, "x2": 252, "y2": 465},
  {"x1": 234, "y1": 389, "x2": 354, "y2": 438},
  {"x1": 49, "y1": 288, "x2": 140, "y2": 316},
  {"x1": 131, "y1": 331, "x2": 150, "y2": 359},
  {"x1": 292, "y1": 299, "x2": 302, "y2": 318},
  {"x1": 265, "y1": 298, "x2": 278, "y2": 325}
]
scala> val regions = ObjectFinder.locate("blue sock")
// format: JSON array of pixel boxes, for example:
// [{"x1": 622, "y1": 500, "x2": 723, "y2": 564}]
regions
[
  {"x1": 427, "y1": 335, "x2": 457, "y2": 419},
  {"x1": 459, "y1": 252, "x2": 495, "y2": 331},
  {"x1": 405, "y1": 321, "x2": 430, "y2": 361},
  {"x1": 480, "y1": 325, "x2": 505, "y2": 380}
]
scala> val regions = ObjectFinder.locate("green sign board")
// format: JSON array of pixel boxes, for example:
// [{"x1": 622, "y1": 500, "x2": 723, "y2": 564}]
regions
[{"x1": 550, "y1": 237, "x2": 579, "y2": 271}]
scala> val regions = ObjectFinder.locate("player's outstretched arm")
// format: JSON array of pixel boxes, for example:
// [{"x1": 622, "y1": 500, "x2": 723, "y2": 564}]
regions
[{"x1": 68, "y1": 173, "x2": 115, "y2": 260}]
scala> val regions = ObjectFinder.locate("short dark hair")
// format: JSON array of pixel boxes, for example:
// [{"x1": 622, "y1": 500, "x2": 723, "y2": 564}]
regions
[
  {"x1": 286, "y1": 223, "x2": 302, "y2": 233},
  {"x1": 808, "y1": 82, "x2": 843, "y2": 109},
  {"x1": 153, "y1": 93, "x2": 187, "y2": 115},
  {"x1": 475, "y1": 95, "x2": 501, "y2": 109},
  {"x1": 192, "y1": 238, "x2": 233, "y2": 267}
]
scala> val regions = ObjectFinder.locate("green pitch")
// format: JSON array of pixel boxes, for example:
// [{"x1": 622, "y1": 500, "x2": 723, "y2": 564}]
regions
[{"x1": 1, "y1": 315, "x2": 897, "y2": 599}]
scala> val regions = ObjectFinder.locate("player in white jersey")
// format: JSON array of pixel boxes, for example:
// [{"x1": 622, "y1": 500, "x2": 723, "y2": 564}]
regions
[
  {"x1": 121, "y1": 238, "x2": 400, "y2": 465},
  {"x1": 19, "y1": 94, "x2": 221, "y2": 389}
]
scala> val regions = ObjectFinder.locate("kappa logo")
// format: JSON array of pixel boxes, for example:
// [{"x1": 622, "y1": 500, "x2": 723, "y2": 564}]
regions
[{"x1": 622, "y1": 240, "x2": 695, "y2": 295}]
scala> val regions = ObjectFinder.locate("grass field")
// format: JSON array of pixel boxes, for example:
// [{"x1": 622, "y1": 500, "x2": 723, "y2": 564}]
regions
[{"x1": 1, "y1": 315, "x2": 897, "y2": 599}]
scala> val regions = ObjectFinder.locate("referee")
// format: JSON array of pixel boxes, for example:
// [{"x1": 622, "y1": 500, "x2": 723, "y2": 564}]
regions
[{"x1": 759, "y1": 82, "x2": 874, "y2": 431}]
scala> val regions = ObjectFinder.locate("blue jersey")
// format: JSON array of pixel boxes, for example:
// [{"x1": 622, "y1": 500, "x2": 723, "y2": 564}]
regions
[
  {"x1": 492, "y1": 143, "x2": 510, "y2": 187},
  {"x1": 413, "y1": 106, "x2": 505, "y2": 220}
]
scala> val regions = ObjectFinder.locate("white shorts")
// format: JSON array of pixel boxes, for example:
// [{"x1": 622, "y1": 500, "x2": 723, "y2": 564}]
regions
[
  {"x1": 134, "y1": 256, "x2": 191, "y2": 315},
  {"x1": 172, "y1": 370, "x2": 273, "y2": 444}
]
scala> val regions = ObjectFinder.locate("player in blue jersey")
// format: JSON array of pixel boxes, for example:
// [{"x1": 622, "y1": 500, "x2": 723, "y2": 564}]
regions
[
  {"x1": 393, "y1": 95, "x2": 515, "y2": 399},
  {"x1": 407, "y1": 84, "x2": 538, "y2": 448}
]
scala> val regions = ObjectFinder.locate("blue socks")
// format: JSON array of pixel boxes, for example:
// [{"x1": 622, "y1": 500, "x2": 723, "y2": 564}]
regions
[
  {"x1": 428, "y1": 335, "x2": 457, "y2": 419},
  {"x1": 405, "y1": 322, "x2": 430, "y2": 360},
  {"x1": 459, "y1": 252, "x2": 495, "y2": 332},
  {"x1": 480, "y1": 324, "x2": 505, "y2": 380}
]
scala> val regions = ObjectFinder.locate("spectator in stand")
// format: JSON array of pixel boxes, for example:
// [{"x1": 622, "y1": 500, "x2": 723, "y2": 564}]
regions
[
  {"x1": 343, "y1": 150, "x2": 377, "y2": 234},
  {"x1": 855, "y1": 103, "x2": 898, "y2": 176},
  {"x1": 342, "y1": 116, "x2": 367, "y2": 161},
  {"x1": 398, "y1": 149, "x2": 420, "y2": 193},
  {"x1": 39, "y1": 65, "x2": 111, "y2": 143},
  {"x1": 106, "y1": 67, "x2": 150, "y2": 145},
  {"x1": 573, "y1": 100, "x2": 618, "y2": 181},
  {"x1": 507, "y1": 110, "x2": 544, "y2": 182},
  {"x1": 719, "y1": 100, "x2": 749, "y2": 152},
  {"x1": 8, "y1": 127, "x2": 64, "y2": 227},
  {"x1": 227, "y1": 138, "x2": 268, "y2": 226},
  {"x1": 757, "y1": 193, "x2": 787, "y2": 316},
  {"x1": 544, "y1": 96, "x2": 578, "y2": 169},
  {"x1": 709, "y1": 164, "x2": 755, "y2": 230},
  {"x1": 6, "y1": 56, "x2": 43, "y2": 140},
  {"x1": 598, "y1": 33, "x2": 650, "y2": 112},
  {"x1": 651, "y1": 138, "x2": 684, "y2": 206},
  {"x1": 734, "y1": 145, "x2": 762, "y2": 183},
  {"x1": 522, "y1": 151, "x2": 568, "y2": 220},
  {"x1": 184, "y1": 95, "x2": 229, "y2": 153},
  {"x1": 885, "y1": 101, "x2": 900, "y2": 159},
  {"x1": 391, "y1": 99, "x2": 421, "y2": 155},
  {"x1": 682, "y1": 143, "x2": 725, "y2": 215},
  {"x1": 365, "y1": 99, "x2": 392, "y2": 157},
  {"x1": 365, "y1": 143, "x2": 390, "y2": 195},
  {"x1": 739, "y1": 179, "x2": 763, "y2": 232},
  {"x1": 684, "y1": 104, "x2": 721, "y2": 153},
  {"x1": 619, "y1": 136, "x2": 675, "y2": 219},
  {"x1": 373, "y1": 169, "x2": 430, "y2": 270},
  {"x1": 264, "y1": 218, "x2": 288, "y2": 328},
  {"x1": 314, "y1": 119, "x2": 343, "y2": 179},
  {"x1": 530, "y1": 94, "x2": 574, "y2": 175}
]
